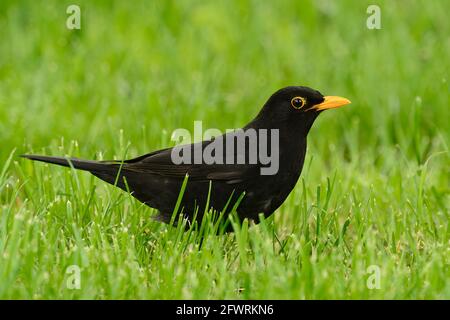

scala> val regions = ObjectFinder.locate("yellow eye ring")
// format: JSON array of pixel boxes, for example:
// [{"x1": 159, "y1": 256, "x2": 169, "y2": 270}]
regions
[{"x1": 291, "y1": 97, "x2": 306, "y2": 109}]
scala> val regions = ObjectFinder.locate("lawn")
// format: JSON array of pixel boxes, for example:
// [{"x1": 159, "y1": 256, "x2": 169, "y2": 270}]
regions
[{"x1": 0, "y1": 0, "x2": 448, "y2": 299}]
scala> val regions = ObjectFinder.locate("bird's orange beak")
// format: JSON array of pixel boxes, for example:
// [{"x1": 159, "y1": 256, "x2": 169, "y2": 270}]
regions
[{"x1": 312, "y1": 96, "x2": 351, "y2": 111}]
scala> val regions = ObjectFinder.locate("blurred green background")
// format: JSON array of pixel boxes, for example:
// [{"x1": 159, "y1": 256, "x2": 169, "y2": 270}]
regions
[{"x1": 0, "y1": 0, "x2": 448, "y2": 299}]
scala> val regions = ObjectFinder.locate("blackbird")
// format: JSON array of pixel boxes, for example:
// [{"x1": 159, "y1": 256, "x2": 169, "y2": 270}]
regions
[{"x1": 22, "y1": 86, "x2": 350, "y2": 228}]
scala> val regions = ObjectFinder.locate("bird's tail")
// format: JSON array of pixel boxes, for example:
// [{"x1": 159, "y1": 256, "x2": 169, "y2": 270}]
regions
[{"x1": 20, "y1": 154, "x2": 115, "y2": 172}]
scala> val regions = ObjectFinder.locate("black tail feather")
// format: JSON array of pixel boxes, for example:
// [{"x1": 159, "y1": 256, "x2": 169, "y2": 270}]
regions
[{"x1": 20, "y1": 154, "x2": 113, "y2": 173}]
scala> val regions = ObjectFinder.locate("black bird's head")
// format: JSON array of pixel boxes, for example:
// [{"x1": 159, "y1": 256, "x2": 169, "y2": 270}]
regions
[{"x1": 251, "y1": 86, "x2": 351, "y2": 134}]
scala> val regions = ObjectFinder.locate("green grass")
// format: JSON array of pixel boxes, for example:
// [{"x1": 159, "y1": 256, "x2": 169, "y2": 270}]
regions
[{"x1": 0, "y1": 0, "x2": 449, "y2": 299}]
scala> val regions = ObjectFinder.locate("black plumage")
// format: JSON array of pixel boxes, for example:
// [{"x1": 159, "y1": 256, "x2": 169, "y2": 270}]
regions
[{"x1": 22, "y1": 86, "x2": 350, "y2": 228}]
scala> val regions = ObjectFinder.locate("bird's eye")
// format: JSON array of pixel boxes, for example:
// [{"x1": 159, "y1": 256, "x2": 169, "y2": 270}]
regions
[{"x1": 291, "y1": 97, "x2": 306, "y2": 109}]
